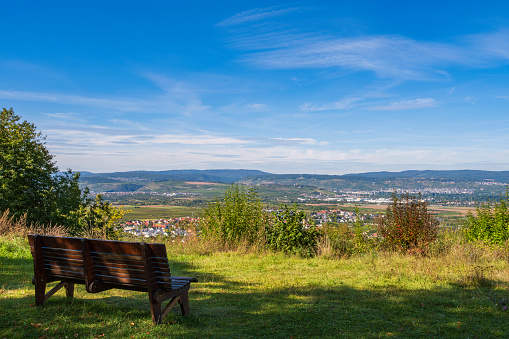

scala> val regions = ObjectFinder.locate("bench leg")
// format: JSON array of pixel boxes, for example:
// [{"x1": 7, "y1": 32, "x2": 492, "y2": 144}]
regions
[
  {"x1": 150, "y1": 300, "x2": 163, "y2": 325},
  {"x1": 34, "y1": 279, "x2": 46, "y2": 306},
  {"x1": 65, "y1": 282, "x2": 74, "y2": 298},
  {"x1": 178, "y1": 292, "x2": 190, "y2": 316}
]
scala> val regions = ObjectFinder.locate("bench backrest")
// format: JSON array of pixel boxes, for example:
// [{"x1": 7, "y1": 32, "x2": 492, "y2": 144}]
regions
[
  {"x1": 28, "y1": 235, "x2": 85, "y2": 282},
  {"x1": 84, "y1": 238, "x2": 172, "y2": 291},
  {"x1": 28, "y1": 235, "x2": 173, "y2": 292}
]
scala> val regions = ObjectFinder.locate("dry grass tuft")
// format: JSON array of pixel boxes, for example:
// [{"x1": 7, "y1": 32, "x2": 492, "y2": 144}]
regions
[
  {"x1": 316, "y1": 235, "x2": 336, "y2": 259},
  {"x1": 0, "y1": 209, "x2": 68, "y2": 238}
]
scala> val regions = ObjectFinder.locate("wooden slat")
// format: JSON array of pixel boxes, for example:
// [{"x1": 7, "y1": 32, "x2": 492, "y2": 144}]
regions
[
  {"x1": 43, "y1": 253, "x2": 83, "y2": 263},
  {"x1": 37, "y1": 235, "x2": 82, "y2": 251},
  {"x1": 91, "y1": 252, "x2": 143, "y2": 261},
  {"x1": 94, "y1": 267, "x2": 147, "y2": 280},
  {"x1": 45, "y1": 267, "x2": 84, "y2": 278},
  {"x1": 42, "y1": 248, "x2": 82, "y2": 259},
  {"x1": 90, "y1": 256, "x2": 145, "y2": 269},
  {"x1": 151, "y1": 271, "x2": 171, "y2": 279},
  {"x1": 44, "y1": 259, "x2": 83, "y2": 269},
  {"x1": 96, "y1": 274, "x2": 147, "y2": 286},
  {"x1": 45, "y1": 264, "x2": 83, "y2": 275},
  {"x1": 87, "y1": 239, "x2": 143, "y2": 256},
  {"x1": 149, "y1": 261, "x2": 171, "y2": 271}
]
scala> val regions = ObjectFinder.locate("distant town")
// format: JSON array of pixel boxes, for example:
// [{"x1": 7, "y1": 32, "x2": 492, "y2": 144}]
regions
[{"x1": 119, "y1": 208, "x2": 379, "y2": 239}]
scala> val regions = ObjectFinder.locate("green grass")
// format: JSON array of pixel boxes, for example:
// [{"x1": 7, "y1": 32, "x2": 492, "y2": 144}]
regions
[{"x1": 2, "y1": 235, "x2": 509, "y2": 338}]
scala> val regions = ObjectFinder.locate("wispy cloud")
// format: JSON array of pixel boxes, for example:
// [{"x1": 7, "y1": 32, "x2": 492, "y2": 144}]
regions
[
  {"x1": 0, "y1": 89, "x2": 148, "y2": 112},
  {"x1": 217, "y1": 7, "x2": 301, "y2": 27},
  {"x1": 470, "y1": 29, "x2": 509, "y2": 60},
  {"x1": 43, "y1": 112, "x2": 83, "y2": 120},
  {"x1": 219, "y1": 8, "x2": 509, "y2": 81},
  {"x1": 240, "y1": 36, "x2": 466, "y2": 80},
  {"x1": 300, "y1": 97, "x2": 359, "y2": 111},
  {"x1": 370, "y1": 98, "x2": 436, "y2": 111},
  {"x1": 0, "y1": 79, "x2": 211, "y2": 116},
  {"x1": 247, "y1": 103, "x2": 268, "y2": 110}
]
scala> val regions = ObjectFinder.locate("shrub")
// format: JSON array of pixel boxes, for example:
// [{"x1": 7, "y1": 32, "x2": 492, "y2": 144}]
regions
[
  {"x1": 464, "y1": 189, "x2": 509, "y2": 245},
  {"x1": 375, "y1": 193, "x2": 439, "y2": 253},
  {"x1": 320, "y1": 222, "x2": 354, "y2": 258},
  {"x1": 266, "y1": 204, "x2": 322, "y2": 256},
  {"x1": 201, "y1": 184, "x2": 266, "y2": 247}
]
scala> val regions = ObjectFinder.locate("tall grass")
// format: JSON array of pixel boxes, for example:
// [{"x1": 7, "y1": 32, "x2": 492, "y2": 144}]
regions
[{"x1": 0, "y1": 209, "x2": 68, "y2": 238}]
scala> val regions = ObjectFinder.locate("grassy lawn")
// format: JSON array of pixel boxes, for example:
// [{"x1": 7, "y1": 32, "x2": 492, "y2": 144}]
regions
[{"x1": 2, "y1": 235, "x2": 509, "y2": 338}]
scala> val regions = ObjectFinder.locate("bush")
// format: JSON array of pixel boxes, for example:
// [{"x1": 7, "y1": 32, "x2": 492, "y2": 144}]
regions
[
  {"x1": 320, "y1": 222, "x2": 354, "y2": 258},
  {"x1": 201, "y1": 184, "x2": 266, "y2": 247},
  {"x1": 375, "y1": 193, "x2": 439, "y2": 253},
  {"x1": 464, "y1": 189, "x2": 509, "y2": 245},
  {"x1": 266, "y1": 204, "x2": 322, "y2": 256}
]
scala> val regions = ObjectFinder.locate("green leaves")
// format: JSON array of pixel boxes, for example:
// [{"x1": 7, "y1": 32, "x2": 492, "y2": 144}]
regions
[
  {"x1": 80, "y1": 194, "x2": 129, "y2": 239},
  {"x1": 201, "y1": 184, "x2": 266, "y2": 247},
  {"x1": 0, "y1": 108, "x2": 128, "y2": 237},
  {"x1": 266, "y1": 204, "x2": 322, "y2": 256},
  {"x1": 465, "y1": 189, "x2": 509, "y2": 245},
  {"x1": 0, "y1": 108, "x2": 61, "y2": 225}
]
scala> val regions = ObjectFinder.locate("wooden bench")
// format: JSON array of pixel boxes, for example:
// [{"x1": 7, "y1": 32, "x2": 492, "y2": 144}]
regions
[{"x1": 28, "y1": 234, "x2": 198, "y2": 325}]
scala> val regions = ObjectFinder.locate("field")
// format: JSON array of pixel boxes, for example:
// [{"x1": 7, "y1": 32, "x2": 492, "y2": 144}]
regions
[
  {"x1": 118, "y1": 203, "x2": 471, "y2": 230},
  {"x1": 118, "y1": 205, "x2": 202, "y2": 221},
  {"x1": 2, "y1": 235, "x2": 509, "y2": 338}
]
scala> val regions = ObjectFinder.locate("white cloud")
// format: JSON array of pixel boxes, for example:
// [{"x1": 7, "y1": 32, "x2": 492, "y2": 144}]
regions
[
  {"x1": 370, "y1": 98, "x2": 436, "y2": 111},
  {"x1": 247, "y1": 103, "x2": 268, "y2": 110},
  {"x1": 43, "y1": 112, "x2": 82, "y2": 120},
  {"x1": 0, "y1": 78, "x2": 211, "y2": 116},
  {"x1": 241, "y1": 36, "x2": 465, "y2": 80},
  {"x1": 219, "y1": 8, "x2": 509, "y2": 81},
  {"x1": 300, "y1": 97, "x2": 358, "y2": 111},
  {"x1": 471, "y1": 29, "x2": 509, "y2": 60}
]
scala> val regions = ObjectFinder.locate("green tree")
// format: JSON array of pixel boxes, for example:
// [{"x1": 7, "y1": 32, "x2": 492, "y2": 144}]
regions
[
  {"x1": 0, "y1": 108, "x2": 84, "y2": 228},
  {"x1": 464, "y1": 189, "x2": 509, "y2": 245},
  {"x1": 201, "y1": 183, "x2": 266, "y2": 247},
  {"x1": 0, "y1": 108, "x2": 126, "y2": 236},
  {"x1": 80, "y1": 194, "x2": 128, "y2": 239},
  {"x1": 266, "y1": 204, "x2": 322, "y2": 256},
  {"x1": 375, "y1": 193, "x2": 439, "y2": 253}
]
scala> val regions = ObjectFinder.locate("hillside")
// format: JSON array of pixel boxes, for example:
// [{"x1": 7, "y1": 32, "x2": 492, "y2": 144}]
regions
[
  {"x1": 78, "y1": 169, "x2": 509, "y2": 202},
  {"x1": 79, "y1": 169, "x2": 269, "y2": 184}
]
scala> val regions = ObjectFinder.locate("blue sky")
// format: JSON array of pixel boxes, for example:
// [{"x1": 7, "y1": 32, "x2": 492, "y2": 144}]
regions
[{"x1": 2, "y1": 1, "x2": 509, "y2": 174}]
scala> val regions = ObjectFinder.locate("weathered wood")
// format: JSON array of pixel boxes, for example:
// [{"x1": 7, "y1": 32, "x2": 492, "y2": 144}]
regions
[
  {"x1": 65, "y1": 282, "x2": 74, "y2": 298},
  {"x1": 28, "y1": 234, "x2": 197, "y2": 325},
  {"x1": 33, "y1": 235, "x2": 46, "y2": 306},
  {"x1": 44, "y1": 281, "x2": 66, "y2": 301},
  {"x1": 141, "y1": 242, "x2": 160, "y2": 324},
  {"x1": 179, "y1": 291, "x2": 190, "y2": 316},
  {"x1": 160, "y1": 296, "x2": 181, "y2": 321}
]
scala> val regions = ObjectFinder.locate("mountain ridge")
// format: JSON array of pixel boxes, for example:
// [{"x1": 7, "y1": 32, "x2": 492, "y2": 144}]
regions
[{"x1": 78, "y1": 169, "x2": 509, "y2": 183}]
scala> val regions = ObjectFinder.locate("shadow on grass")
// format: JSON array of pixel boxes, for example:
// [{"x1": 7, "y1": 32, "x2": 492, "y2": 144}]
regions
[
  {"x1": 0, "y1": 255, "x2": 33, "y2": 290},
  {"x1": 3, "y1": 252, "x2": 509, "y2": 338},
  {"x1": 3, "y1": 262, "x2": 509, "y2": 339}
]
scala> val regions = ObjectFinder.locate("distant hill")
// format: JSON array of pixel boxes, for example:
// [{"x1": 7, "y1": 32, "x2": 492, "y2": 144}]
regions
[
  {"x1": 79, "y1": 169, "x2": 271, "y2": 184},
  {"x1": 341, "y1": 170, "x2": 509, "y2": 182},
  {"x1": 241, "y1": 170, "x2": 509, "y2": 183},
  {"x1": 78, "y1": 169, "x2": 509, "y2": 196}
]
